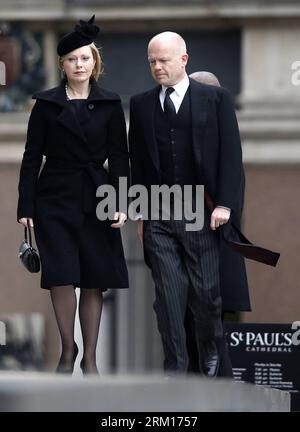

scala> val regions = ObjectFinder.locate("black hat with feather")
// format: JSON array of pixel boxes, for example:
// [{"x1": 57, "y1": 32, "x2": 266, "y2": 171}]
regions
[{"x1": 57, "y1": 15, "x2": 99, "y2": 56}]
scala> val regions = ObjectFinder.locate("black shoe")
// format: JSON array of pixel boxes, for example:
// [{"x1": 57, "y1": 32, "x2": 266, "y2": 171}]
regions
[
  {"x1": 202, "y1": 341, "x2": 219, "y2": 378},
  {"x1": 56, "y1": 343, "x2": 78, "y2": 374}
]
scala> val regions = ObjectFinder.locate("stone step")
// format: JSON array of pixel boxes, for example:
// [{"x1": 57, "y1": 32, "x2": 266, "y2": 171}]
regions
[{"x1": 0, "y1": 372, "x2": 290, "y2": 412}]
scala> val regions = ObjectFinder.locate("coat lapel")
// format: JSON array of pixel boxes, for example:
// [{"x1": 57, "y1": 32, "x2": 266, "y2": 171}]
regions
[
  {"x1": 139, "y1": 86, "x2": 161, "y2": 172},
  {"x1": 33, "y1": 81, "x2": 86, "y2": 143},
  {"x1": 33, "y1": 78, "x2": 119, "y2": 145},
  {"x1": 57, "y1": 106, "x2": 87, "y2": 144},
  {"x1": 189, "y1": 78, "x2": 208, "y2": 171}
]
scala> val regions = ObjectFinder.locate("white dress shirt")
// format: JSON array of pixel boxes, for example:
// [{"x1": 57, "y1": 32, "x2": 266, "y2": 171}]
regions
[{"x1": 160, "y1": 74, "x2": 190, "y2": 113}]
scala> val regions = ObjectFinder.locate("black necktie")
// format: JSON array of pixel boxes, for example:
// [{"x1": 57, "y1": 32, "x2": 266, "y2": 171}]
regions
[{"x1": 163, "y1": 87, "x2": 176, "y2": 118}]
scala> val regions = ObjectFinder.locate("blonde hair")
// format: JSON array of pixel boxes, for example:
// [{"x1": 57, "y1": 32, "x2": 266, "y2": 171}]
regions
[{"x1": 59, "y1": 42, "x2": 103, "y2": 81}]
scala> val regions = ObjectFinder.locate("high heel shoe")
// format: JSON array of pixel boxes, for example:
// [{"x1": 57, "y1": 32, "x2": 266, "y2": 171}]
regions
[
  {"x1": 80, "y1": 358, "x2": 99, "y2": 375},
  {"x1": 56, "y1": 343, "x2": 78, "y2": 374}
]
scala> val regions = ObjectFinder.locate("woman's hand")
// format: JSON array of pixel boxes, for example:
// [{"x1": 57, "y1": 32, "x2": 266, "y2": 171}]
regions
[
  {"x1": 111, "y1": 212, "x2": 127, "y2": 228},
  {"x1": 18, "y1": 217, "x2": 34, "y2": 228}
]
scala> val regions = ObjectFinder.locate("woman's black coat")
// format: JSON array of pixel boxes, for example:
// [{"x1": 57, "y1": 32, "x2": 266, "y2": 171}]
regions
[{"x1": 17, "y1": 78, "x2": 129, "y2": 289}]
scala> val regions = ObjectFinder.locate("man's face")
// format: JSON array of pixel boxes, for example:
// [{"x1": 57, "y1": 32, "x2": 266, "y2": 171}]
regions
[{"x1": 148, "y1": 41, "x2": 188, "y2": 86}]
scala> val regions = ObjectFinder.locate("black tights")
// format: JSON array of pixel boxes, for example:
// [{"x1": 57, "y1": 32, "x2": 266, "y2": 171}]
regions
[{"x1": 50, "y1": 285, "x2": 103, "y2": 373}]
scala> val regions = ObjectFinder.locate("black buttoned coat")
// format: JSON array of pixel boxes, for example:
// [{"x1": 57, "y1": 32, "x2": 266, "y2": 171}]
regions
[{"x1": 17, "y1": 78, "x2": 129, "y2": 289}]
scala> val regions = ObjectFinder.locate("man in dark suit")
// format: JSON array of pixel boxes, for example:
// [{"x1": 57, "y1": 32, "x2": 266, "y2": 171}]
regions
[{"x1": 129, "y1": 32, "x2": 248, "y2": 376}]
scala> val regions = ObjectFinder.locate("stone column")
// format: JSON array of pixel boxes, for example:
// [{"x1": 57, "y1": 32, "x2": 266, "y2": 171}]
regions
[
  {"x1": 240, "y1": 24, "x2": 300, "y2": 112},
  {"x1": 238, "y1": 23, "x2": 300, "y2": 164},
  {"x1": 43, "y1": 28, "x2": 58, "y2": 89}
]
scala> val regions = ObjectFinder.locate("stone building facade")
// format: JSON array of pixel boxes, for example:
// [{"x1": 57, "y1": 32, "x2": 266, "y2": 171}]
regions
[{"x1": 0, "y1": 0, "x2": 299, "y2": 372}]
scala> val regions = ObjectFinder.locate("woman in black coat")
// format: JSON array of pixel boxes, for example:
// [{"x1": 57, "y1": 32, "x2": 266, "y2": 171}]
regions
[{"x1": 17, "y1": 16, "x2": 129, "y2": 374}]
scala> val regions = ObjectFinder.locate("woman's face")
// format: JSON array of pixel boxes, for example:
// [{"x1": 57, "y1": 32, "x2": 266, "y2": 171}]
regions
[{"x1": 61, "y1": 45, "x2": 95, "y2": 83}]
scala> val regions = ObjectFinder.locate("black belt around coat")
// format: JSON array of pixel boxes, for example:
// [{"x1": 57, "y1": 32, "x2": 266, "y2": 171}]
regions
[
  {"x1": 44, "y1": 158, "x2": 108, "y2": 187},
  {"x1": 44, "y1": 158, "x2": 109, "y2": 212}
]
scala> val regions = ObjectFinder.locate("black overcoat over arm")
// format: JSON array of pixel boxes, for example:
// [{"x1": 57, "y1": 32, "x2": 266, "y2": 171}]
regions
[
  {"x1": 128, "y1": 98, "x2": 145, "y2": 188},
  {"x1": 215, "y1": 88, "x2": 243, "y2": 214}
]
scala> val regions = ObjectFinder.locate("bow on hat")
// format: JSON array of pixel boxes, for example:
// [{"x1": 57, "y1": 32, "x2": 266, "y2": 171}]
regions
[
  {"x1": 74, "y1": 15, "x2": 99, "y2": 40},
  {"x1": 57, "y1": 15, "x2": 100, "y2": 56}
]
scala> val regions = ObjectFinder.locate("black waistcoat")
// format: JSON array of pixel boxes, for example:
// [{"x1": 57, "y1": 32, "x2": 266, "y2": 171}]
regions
[{"x1": 154, "y1": 88, "x2": 197, "y2": 187}]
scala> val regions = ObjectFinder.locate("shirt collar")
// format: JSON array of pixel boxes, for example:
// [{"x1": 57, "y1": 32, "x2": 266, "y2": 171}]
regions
[{"x1": 161, "y1": 74, "x2": 190, "y2": 97}]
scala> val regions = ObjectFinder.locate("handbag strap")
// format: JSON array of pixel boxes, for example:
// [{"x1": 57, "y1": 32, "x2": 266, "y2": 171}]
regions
[{"x1": 24, "y1": 218, "x2": 33, "y2": 247}]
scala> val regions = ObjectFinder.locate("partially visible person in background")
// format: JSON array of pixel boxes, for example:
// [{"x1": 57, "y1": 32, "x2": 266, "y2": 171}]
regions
[
  {"x1": 189, "y1": 71, "x2": 221, "y2": 87},
  {"x1": 186, "y1": 70, "x2": 248, "y2": 376},
  {"x1": 187, "y1": 71, "x2": 223, "y2": 374},
  {"x1": 17, "y1": 16, "x2": 129, "y2": 375}
]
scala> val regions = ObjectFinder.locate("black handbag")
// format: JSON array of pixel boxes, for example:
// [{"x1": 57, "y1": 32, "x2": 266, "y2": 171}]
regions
[{"x1": 19, "y1": 221, "x2": 40, "y2": 273}]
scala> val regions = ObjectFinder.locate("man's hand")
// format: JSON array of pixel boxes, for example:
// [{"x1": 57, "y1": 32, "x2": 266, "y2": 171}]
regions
[
  {"x1": 111, "y1": 212, "x2": 127, "y2": 228},
  {"x1": 137, "y1": 219, "x2": 143, "y2": 244},
  {"x1": 210, "y1": 207, "x2": 230, "y2": 230},
  {"x1": 18, "y1": 217, "x2": 34, "y2": 228}
]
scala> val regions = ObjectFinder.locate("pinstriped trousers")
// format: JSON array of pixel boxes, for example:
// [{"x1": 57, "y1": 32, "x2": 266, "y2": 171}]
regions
[{"x1": 143, "y1": 208, "x2": 223, "y2": 372}]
